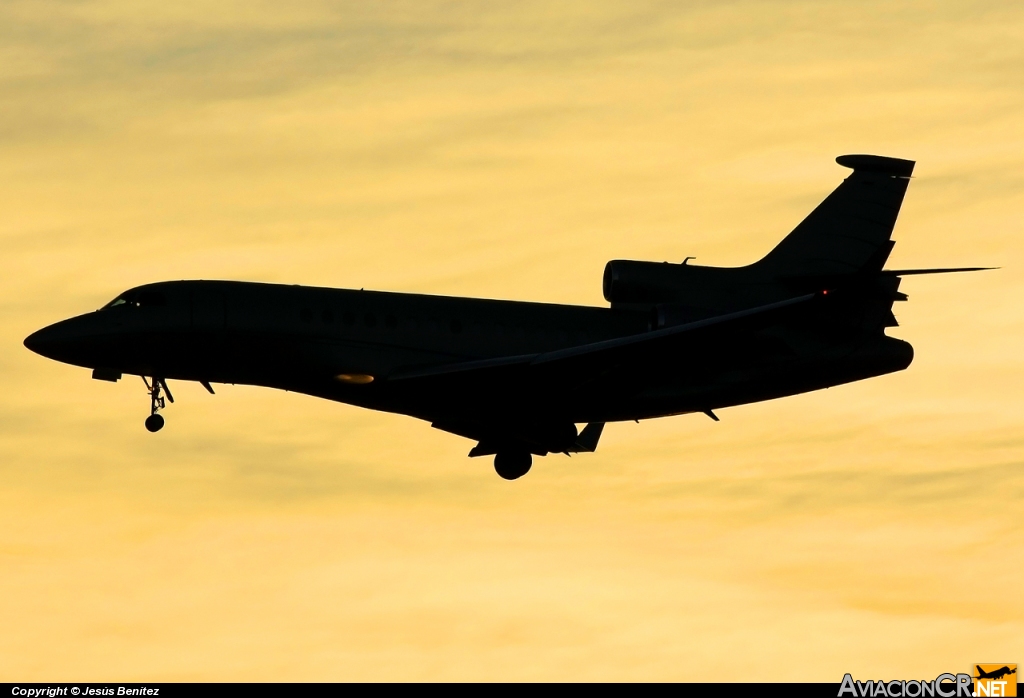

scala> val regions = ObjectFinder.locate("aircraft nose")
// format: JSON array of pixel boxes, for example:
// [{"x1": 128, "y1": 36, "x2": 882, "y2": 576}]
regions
[
  {"x1": 24, "y1": 313, "x2": 119, "y2": 368},
  {"x1": 24, "y1": 325, "x2": 58, "y2": 358},
  {"x1": 24, "y1": 318, "x2": 90, "y2": 363}
]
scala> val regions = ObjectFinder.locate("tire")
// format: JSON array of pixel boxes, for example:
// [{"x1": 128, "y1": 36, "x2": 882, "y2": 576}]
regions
[
  {"x1": 494, "y1": 451, "x2": 532, "y2": 480},
  {"x1": 145, "y1": 414, "x2": 165, "y2": 433}
]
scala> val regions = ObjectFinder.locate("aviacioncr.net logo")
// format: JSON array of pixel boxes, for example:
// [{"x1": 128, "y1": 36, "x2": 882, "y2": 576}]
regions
[
  {"x1": 973, "y1": 665, "x2": 1017, "y2": 697},
  {"x1": 839, "y1": 673, "x2": 973, "y2": 697}
]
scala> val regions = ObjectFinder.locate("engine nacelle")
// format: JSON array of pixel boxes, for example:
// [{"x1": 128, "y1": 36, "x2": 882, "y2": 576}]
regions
[
  {"x1": 603, "y1": 258, "x2": 791, "y2": 320},
  {"x1": 604, "y1": 259, "x2": 767, "y2": 304},
  {"x1": 603, "y1": 260, "x2": 681, "y2": 304}
]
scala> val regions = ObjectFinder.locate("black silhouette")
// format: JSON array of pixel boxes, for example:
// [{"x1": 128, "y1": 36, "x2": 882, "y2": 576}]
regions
[
  {"x1": 24, "y1": 155, "x2": 990, "y2": 479},
  {"x1": 975, "y1": 666, "x2": 1017, "y2": 681}
]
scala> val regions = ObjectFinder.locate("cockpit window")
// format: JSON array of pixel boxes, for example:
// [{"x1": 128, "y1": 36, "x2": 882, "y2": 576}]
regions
[{"x1": 102, "y1": 290, "x2": 166, "y2": 309}]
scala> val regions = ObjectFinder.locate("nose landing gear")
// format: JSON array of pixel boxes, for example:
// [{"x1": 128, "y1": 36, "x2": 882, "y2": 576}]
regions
[{"x1": 142, "y1": 376, "x2": 173, "y2": 432}]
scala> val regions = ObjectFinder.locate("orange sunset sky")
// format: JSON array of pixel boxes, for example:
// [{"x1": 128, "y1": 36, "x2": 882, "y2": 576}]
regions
[{"x1": 1, "y1": 0, "x2": 1022, "y2": 681}]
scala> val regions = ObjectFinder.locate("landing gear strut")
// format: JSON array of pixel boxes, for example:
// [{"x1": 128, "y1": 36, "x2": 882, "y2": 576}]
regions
[
  {"x1": 142, "y1": 376, "x2": 173, "y2": 433},
  {"x1": 494, "y1": 451, "x2": 532, "y2": 480}
]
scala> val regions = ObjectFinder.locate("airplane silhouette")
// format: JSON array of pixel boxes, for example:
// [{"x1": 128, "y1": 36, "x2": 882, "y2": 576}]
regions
[
  {"x1": 975, "y1": 666, "x2": 1017, "y2": 681},
  {"x1": 24, "y1": 154, "x2": 990, "y2": 479}
]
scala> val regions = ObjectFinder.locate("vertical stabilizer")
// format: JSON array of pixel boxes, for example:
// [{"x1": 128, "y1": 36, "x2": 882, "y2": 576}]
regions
[{"x1": 757, "y1": 154, "x2": 915, "y2": 277}]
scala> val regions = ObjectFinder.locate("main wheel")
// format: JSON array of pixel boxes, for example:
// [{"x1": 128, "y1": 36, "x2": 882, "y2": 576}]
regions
[
  {"x1": 494, "y1": 451, "x2": 532, "y2": 480},
  {"x1": 145, "y1": 414, "x2": 165, "y2": 433}
]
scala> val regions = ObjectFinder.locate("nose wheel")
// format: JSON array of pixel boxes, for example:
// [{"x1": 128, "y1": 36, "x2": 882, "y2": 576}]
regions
[{"x1": 141, "y1": 376, "x2": 173, "y2": 432}]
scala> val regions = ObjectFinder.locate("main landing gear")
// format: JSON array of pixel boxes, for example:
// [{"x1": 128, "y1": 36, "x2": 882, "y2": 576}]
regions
[
  {"x1": 494, "y1": 451, "x2": 532, "y2": 480},
  {"x1": 142, "y1": 376, "x2": 173, "y2": 432}
]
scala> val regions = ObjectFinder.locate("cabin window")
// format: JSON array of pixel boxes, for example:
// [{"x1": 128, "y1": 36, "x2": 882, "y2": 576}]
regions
[
  {"x1": 322, "y1": 309, "x2": 334, "y2": 323},
  {"x1": 300, "y1": 308, "x2": 313, "y2": 323},
  {"x1": 364, "y1": 313, "x2": 377, "y2": 328},
  {"x1": 450, "y1": 319, "x2": 463, "y2": 334},
  {"x1": 385, "y1": 314, "x2": 397, "y2": 329},
  {"x1": 343, "y1": 312, "x2": 355, "y2": 326}
]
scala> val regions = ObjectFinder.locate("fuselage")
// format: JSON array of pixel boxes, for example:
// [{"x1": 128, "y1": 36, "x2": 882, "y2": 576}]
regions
[{"x1": 25, "y1": 279, "x2": 912, "y2": 429}]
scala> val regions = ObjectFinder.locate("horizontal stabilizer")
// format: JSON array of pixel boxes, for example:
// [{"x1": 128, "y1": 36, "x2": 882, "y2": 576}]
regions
[{"x1": 882, "y1": 267, "x2": 996, "y2": 276}]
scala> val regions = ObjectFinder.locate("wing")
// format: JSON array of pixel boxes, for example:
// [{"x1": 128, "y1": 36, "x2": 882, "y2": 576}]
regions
[
  {"x1": 402, "y1": 295, "x2": 813, "y2": 455},
  {"x1": 389, "y1": 293, "x2": 816, "y2": 392},
  {"x1": 528, "y1": 292, "x2": 815, "y2": 376}
]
